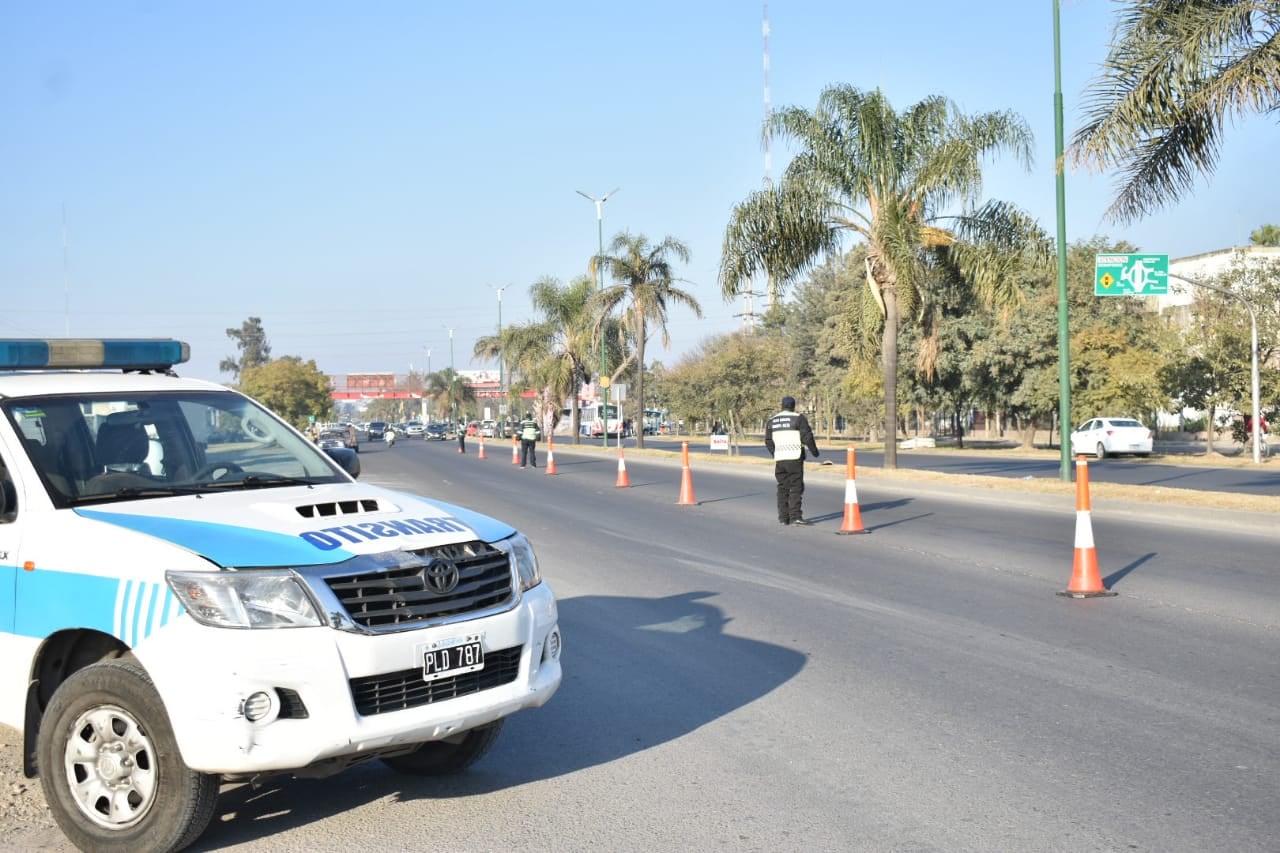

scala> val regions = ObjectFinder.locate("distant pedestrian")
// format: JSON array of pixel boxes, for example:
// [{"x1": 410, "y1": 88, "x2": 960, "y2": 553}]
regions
[
  {"x1": 765, "y1": 395, "x2": 820, "y2": 526},
  {"x1": 457, "y1": 423, "x2": 466, "y2": 454},
  {"x1": 519, "y1": 411, "x2": 539, "y2": 467}
]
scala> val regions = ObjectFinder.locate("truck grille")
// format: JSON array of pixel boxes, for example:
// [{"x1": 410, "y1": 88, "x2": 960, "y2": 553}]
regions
[
  {"x1": 349, "y1": 646, "x2": 523, "y2": 716},
  {"x1": 324, "y1": 541, "x2": 515, "y2": 629}
]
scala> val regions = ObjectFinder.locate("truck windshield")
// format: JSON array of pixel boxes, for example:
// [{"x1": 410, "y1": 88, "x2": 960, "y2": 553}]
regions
[{"x1": 4, "y1": 389, "x2": 348, "y2": 507}]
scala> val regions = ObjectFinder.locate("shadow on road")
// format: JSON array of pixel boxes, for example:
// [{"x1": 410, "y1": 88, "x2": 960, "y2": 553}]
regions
[
  {"x1": 197, "y1": 590, "x2": 805, "y2": 849},
  {"x1": 1103, "y1": 552, "x2": 1157, "y2": 589}
]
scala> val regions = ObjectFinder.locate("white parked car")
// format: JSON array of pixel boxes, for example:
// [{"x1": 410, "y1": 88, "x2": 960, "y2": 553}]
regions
[{"x1": 1070, "y1": 417, "x2": 1153, "y2": 459}]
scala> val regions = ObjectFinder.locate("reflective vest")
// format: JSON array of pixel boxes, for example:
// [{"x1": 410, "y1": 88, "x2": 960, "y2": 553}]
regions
[
  {"x1": 520, "y1": 418, "x2": 539, "y2": 441},
  {"x1": 766, "y1": 410, "x2": 808, "y2": 461}
]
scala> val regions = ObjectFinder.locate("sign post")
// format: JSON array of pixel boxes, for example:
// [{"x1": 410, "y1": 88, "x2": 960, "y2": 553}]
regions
[{"x1": 1095, "y1": 254, "x2": 1169, "y2": 296}]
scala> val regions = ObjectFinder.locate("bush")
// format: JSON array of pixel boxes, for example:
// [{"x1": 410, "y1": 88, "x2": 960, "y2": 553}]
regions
[{"x1": 1180, "y1": 415, "x2": 1207, "y2": 433}]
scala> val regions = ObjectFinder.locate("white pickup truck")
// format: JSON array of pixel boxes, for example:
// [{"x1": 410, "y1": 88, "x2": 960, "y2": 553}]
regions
[{"x1": 0, "y1": 339, "x2": 562, "y2": 852}]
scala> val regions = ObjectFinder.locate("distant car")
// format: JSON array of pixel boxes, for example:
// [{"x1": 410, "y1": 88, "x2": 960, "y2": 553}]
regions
[
  {"x1": 404, "y1": 421, "x2": 425, "y2": 436},
  {"x1": 1070, "y1": 417, "x2": 1153, "y2": 459},
  {"x1": 424, "y1": 423, "x2": 450, "y2": 440},
  {"x1": 480, "y1": 419, "x2": 497, "y2": 438},
  {"x1": 465, "y1": 421, "x2": 480, "y2": 436},
  {"x1": 315, "y1": 429, "x2": 348, "y2": 451},
  {"x1": 367, "y1": 421, "x2": 387, "y2": 440}
]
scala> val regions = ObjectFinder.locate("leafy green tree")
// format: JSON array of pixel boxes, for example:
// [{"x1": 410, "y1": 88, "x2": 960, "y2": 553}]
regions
[
  {"x1": 720, "y1": 84, "x2": 1045, "y2": 467},
  {"x1": 1250, "y1": 224, "x2": 1280, "y2": 247},
  {"x1": 901, "y1": 267, "x2": 995, "y2": 448},
  {"x1": 665, "y1": 332, "x2": 790, "y2": 451},
  {"x1": 1070, "y1": 1, "x2": 1280, "y2": 223},
  {"x1": 220, "y1": 317, "x2": 271, "y2": 379},
  {"x1": 765, "y1": 250, "x2": 866, "y2": 440},
  {"x1": 966, "y1": 269, "x2": 1059, "y2": 446},
  {"x1": 238, "y1": 356, "x2": 332, "y2": 431},
  {"x1": 1162, "y1": 249, "x2": 1280, "y2": 454},
  {"x1": 595, "y1": 231, "x2": 703, "y2": 449}
]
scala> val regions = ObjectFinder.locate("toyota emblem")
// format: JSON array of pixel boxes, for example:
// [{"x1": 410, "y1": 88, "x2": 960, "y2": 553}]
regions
[{"x1": 424, "y1": 557, "x2": 460, "y2": 595}]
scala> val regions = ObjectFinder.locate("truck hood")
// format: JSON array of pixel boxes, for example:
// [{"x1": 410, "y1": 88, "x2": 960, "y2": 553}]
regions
[{"x1": 74, "y1": 483, "x2": 516, "y2": 568}]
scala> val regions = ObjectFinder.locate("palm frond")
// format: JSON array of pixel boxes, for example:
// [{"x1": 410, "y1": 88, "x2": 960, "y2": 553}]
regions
[{"x1": 1070, "y1": 0, "x2": 1280, "y2": 222}]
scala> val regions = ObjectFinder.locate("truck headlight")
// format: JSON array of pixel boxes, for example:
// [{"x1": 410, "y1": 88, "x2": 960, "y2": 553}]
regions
[
  {"x1": 166, "y1": 570, "x2": 323, "y2": 629},
  {"x1": 503, "y1": 533, "x2": 542, "y2": 591}
]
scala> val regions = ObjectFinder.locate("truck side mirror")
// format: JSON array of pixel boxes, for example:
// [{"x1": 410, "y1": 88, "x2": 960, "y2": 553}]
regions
[{"x1": 324, "y1": 447, "x2": 361, "y2": 479}]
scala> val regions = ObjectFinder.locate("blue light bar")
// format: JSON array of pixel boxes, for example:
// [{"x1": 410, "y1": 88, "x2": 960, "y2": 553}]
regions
[{"x1": 0, "y1": 339, "x2": 191, "y2": 371}]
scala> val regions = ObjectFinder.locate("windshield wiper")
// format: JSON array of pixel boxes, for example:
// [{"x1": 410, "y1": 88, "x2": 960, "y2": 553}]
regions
[
  {"x1": 204, "y1": 474, "x2": 318, "y2": 489},
  {"x1": 71, "y1": 485, "x2": 212, "y2": 504}
]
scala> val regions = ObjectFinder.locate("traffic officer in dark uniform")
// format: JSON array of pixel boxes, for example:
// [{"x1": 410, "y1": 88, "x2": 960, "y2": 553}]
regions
[
  {"x1": 519, "y1": 411, "x2": 539, "y2": 468},
  {"x1": 765, "y1": 395, "x2": 820, "y2": 525}
]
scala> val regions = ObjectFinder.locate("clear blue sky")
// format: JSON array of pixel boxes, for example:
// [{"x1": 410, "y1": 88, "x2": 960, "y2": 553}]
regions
[{"x1": 3, "y1": 1, "x2": 1273, "y2": 383}]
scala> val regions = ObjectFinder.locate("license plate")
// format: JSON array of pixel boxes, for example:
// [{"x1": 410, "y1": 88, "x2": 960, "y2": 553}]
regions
[{"x1": 422, "y1": 635, "x2": 484, "y2": 682}]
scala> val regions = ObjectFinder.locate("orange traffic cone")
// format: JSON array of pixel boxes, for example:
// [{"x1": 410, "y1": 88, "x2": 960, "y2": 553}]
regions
[
  {"x1": 511, "y1": 435, "x2": 520, "y2": 466},
  {"x1": 837, "y1": 446, "x2": 869, "y2": 535},
  {"x1": 478, "y1": 435, "x2": 487, "y2": 459},
  {"x1": 615, "y1": 446, "x2": 630, "y2": 488},
  {"x1": 545, "y1": 435, "x2": 557, "y2": 475},
  {"x1": 1058, "y1": 455, "x2": 1117, "y2": 598},
  {"x1": 676, "y1": 441, "x2": 697, "y2": 505}
]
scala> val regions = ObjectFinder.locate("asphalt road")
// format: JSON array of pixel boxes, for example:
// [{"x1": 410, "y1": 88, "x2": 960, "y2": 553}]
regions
[
  {"x1": 622, "y1": 435, "x2": 1280, "y2": 496},
  {"x1": 11, "y1": 440, "x2": 1277, "y2": 852}
]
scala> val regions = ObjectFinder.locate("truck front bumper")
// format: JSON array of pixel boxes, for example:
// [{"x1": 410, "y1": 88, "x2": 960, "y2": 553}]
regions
[{"x1": 137, "y1": 583, "x2": 561, "y2": 775}]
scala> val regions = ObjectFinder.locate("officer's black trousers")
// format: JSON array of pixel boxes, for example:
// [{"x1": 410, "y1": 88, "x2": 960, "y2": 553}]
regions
[
  {"x1": 521, "y1": 439, "x2": 537, "y2": 467},
  {"x1": 775, "y1": 460, "x2": 805, "y2": 522}
]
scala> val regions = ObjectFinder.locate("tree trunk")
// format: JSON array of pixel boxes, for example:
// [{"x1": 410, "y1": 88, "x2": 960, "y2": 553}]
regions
[
  {"x1": 882, "y1": 286, "x2": 899, "y2": 469},
  {"x1": 570, "y1": 374, "x2": 582, "y2": 445},
  {"x1": 1205, "y1": 404, "x2": 1216, "y2": 454}
]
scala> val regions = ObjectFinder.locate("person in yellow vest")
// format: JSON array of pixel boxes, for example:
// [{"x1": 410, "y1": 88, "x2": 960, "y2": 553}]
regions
[
  {"x1": 519, "y1": 411, "x2": 539, "y2": 468},
  {"x1": 764, "y1": 395, "x2": 820, "y2": 525}
]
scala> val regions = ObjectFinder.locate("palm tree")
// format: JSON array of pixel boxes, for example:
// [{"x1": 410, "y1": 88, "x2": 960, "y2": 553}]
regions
[
  {"x1": 1070, "y1": 1, "x2": 1280, "y2": 223},
  {"x1": 424, "y1": 368, "x2": 473, "y2": 425},
  {"x1": 721, "y1": 84, "x2": 1043, "y2": 468},
  {"x1": 476, "y1": 276, "x2": 604, "y2": 443},
  {"x1": 595, "y1": 232, "x2": 703, "y2": 449},
  {"x1": 1250, "y1": 223, "x2": 1280, "y2": 247}
]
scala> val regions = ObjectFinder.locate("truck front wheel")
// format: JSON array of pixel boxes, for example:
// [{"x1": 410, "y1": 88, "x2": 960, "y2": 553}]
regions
[
  {"x1": 37, "y1": 660, "x2": 220, "y2": 853},
  {"x1": 380, "y1": 720, "x2": 504, "y2": 776}
]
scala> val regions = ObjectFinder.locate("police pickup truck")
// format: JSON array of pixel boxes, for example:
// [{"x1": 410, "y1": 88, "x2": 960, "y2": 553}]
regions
[{"x1": 0, "y1": 339, "x2": 562, "y2": 852}]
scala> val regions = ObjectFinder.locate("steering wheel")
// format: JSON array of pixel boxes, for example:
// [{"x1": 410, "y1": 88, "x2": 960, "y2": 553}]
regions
[{"x1": 191, "y1": 461, "x2": 244, "y2": 482}]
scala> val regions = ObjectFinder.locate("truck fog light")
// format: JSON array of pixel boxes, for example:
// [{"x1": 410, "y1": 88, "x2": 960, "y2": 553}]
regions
[
  {"x1": 546, "y1": 628, "x2": 561, "y2": 661},
  {"x1": 242, "y1": 691, "x2": 274, "y2": 722}
]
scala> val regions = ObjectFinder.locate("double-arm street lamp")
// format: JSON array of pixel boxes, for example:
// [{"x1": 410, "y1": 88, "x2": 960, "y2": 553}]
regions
[{"x1": 576, "y1": 187, "x2": 620, "y2": 448}]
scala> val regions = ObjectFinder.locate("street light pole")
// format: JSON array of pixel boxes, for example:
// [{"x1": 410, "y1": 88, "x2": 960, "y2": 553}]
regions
[
  {"x1": 424, "y1": 347, "x2": 432, "y2": 423},
  {"x1": 492, "y1": 285, "x2": 507, "y2": 423},
  {"x1": 1052, "y1": 0, "x2": 1073, "y2": 482},
  {"x1": 445, "y1": 326, "x2": 456, "y2": 427},
  {"x1": 576, "y1": 187, "x2": 620, "y2": 449},
  {"x1": 1170, "y1": 273, "x2": 1263, "y2": 464}
]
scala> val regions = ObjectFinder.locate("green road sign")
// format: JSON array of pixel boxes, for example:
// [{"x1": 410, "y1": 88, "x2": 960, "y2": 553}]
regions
[{"x1": 1095, "y1": 253, "x2": 1169, "y2": 296}]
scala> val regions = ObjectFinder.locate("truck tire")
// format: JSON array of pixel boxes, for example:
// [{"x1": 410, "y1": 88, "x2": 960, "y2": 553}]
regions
[
  {"x1": 37, "y1": 659, "x2": 220, "y2": 853},
  {"x1": 380, "y1": 720, "x2": 504, "y2": 776}
]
